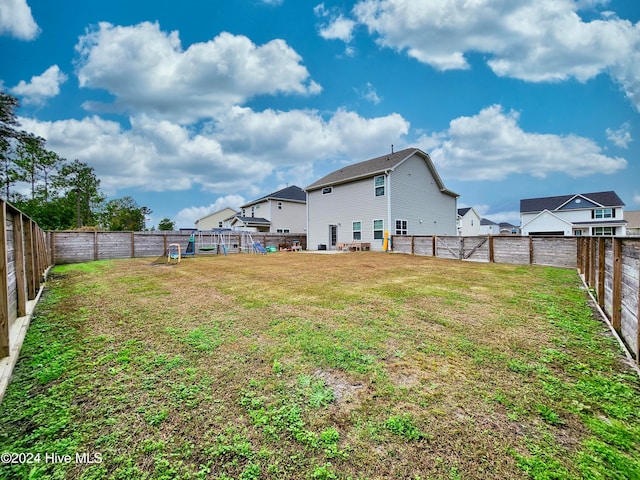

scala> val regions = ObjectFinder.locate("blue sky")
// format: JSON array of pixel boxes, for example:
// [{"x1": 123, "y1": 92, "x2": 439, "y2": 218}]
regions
[{"x1": 1, "y1": 0, "x2": 639, "y2": 228}]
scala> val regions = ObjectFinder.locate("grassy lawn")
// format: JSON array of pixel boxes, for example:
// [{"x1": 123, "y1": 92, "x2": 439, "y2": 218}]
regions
[{"x1": 1, "y1": 252, "x2": 639, "y2": 480}]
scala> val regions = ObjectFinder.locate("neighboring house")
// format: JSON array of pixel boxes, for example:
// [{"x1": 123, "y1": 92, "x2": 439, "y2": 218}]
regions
[
  {"x1": 520, "y1": 191, "x2": 627, "y2": 236},
  {"x1": 194, "y1": 207, "x2": 238, "y2": 230},
  {"x1": 499, "y1": 222, "x2": 520, "y2": 235},
  {"x1": 479, "y1": 218, "x2": 500, "y2": 235},
  {"x1": 624, "y1": 210, "x2": 640, "y2": 237},
  {"x1": 305, "y1": 148, "x2": 458, "y2": 251},
  {"x1": 457, "y1": 207, "x2": 482, "y2": 236},
  {"x1": 230, "y1": 185, "x2": 307, "y2": 233}
]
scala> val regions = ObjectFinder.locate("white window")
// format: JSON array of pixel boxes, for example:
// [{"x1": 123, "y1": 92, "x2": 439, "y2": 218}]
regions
[
  {"x1": 395, "y1": 219, "x2": 407, "y2": 235},
  {"x1": 277, "y1": 202, "x2": 283, "y2": 210},
  {"x1": 373, "y1": 219, "x2": 384, "y2": 240},
  {"x1": 374, "y1": 175, "x2": 385, "y2": 196},
  {"x1": 593, "y1": 226, "x2": 615, "y2": 236},
  {"x1": 353, "y1": 221, "x2": 362, "y2": 240},
  {"x1": 322, "y1": 187, "x2": 333, "y2": 195},
  {"x1": 594, "y1": 209, "x2": 613, "y2": 219}
]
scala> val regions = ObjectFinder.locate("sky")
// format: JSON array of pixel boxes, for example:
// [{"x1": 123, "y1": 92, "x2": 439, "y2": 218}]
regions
[{"x1": 1, "y1": 0, "x2": 639, "y2": 229}]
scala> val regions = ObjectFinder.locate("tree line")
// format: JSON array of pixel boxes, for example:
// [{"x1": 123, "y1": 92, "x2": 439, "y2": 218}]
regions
[{"x1": 0, "y1": 92, "x2": 175, "y2": 231}]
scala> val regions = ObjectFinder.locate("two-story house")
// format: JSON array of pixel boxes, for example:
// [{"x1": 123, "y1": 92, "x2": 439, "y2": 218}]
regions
[
  {"x1": 305, "y1": 148, "x2": 458, "y2": 251},
  {"x1": 194, "y1": 207, "x2": 238, "y2": 230},
  {"x1": 457, "y1": 207, "x2": 482, "y2": 236},
  {"x1": 229, "y1": 185, "x2": 307, "y2": 233},
  {"x1": 520, "y1": 191, "x2": 627, "y2": 236}
]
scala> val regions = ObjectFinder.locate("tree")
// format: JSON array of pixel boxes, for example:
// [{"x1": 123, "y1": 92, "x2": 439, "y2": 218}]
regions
[
  {"x1": 102, "y1": 196, "x2": 147, "y2": 231},
  {"x1": 15, "y1": 133, "x2": 46, "y2": 199},
  {"x1": 55, "y1": 160, "x2": 104, "y2": 228},
  {"x1": 158, "y1": 218, "x2": 175, "y2": 231},
  {"x1": 0, "y1": 92, "x2": 25, "y2": 199}
]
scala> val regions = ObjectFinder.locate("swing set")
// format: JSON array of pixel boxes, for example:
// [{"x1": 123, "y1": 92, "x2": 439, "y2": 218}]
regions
[{"x1": 197, "y1": 229, "x2": 231, "y2": 255}]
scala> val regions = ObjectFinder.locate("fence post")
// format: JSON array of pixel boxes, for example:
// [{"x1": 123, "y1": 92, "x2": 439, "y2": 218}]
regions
[
  {"x1": 12, "y1": 213, "x2": 26, "y2": 317},
  {"x1": 612, "y1": 238, "x2": 622, "y2": 333},
  {"x1": 432, "y1": 236, "x2": 436, "y2": 257},
  {"x1": 93, "y1": 231, "x2": 98, "y2": 261},
  {"x1": 131, "y1": 232, "x2": 135, "y2": 258},
  {"x1": 584, "y1": 237, "x2": 591, "y2": 283},
  {"x1": 597, "y1": 237, "x2": 605, "y2": 309},
  {"x1": 637, "y1": 251, "x2": 640, "y2": 365},
  {"x1": 0, "y1": 201, "x2": 9, "y2": 358},
  {"x1": 488, "y1": 235, "x2": 495, "y2": 263},
  {"x1": 411, "y1": 235, "x2": 415, "y2": 255},
  {"x1": 529, "y1": 236, "x2": 534, "y2": 265}
]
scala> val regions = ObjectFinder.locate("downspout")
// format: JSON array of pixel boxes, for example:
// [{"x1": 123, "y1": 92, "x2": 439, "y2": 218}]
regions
[{"x1": 386, "y1": 170, "x2": 392, "y2": 250}]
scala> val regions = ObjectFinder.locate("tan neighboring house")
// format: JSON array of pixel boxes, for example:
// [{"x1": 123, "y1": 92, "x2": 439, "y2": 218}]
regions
[
  {"x1": 230, "y1": 185, "x2": 307, "y2": 233},
  {"x1": 625, "y1": 210, "x2": 640, "y2": 236},
  {"x1": 195, "y1": 207, "x2": 238, "y2": 230}
]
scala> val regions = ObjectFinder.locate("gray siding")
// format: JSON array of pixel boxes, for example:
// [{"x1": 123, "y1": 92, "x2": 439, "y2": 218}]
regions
[
  {"x1": 390, "y1": 154, "x2": 457, "y2": 237},
  {"x1": 307, "y1": 177, "x2": 388, "y2": 251}
]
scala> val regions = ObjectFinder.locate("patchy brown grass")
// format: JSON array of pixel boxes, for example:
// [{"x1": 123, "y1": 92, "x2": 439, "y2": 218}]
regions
[{"x1": 1, "y1": 252, "x2": 639, "y2": 480}]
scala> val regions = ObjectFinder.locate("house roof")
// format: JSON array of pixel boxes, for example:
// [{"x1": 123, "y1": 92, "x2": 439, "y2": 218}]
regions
[
  {"x1": 195, "y1": 207, "x2": 238, "y2": 224},
  {"x1": 230, "y1": 215, "x2": 271, "y2": 225},
  {"x1": 481, "y1": 218, "x2": 498, "y2": 226},
  {"x1": 242, "y1": 185, "x2": 306, "y2": 208},
  {"x1": 457, "y1": 207, "x2": 472, "y2": 216},
  {"x1": 520, "y1": 191, "x2": 625, "y2": 213},
  {"x1": 625, "y1": 210, "x2": 640, "y2": 228},
  {"x1": 305, "y1": 147, "x2": 458, "y2": 197}
]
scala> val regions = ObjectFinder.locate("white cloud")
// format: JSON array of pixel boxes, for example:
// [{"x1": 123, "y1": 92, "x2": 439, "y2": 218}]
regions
[
  {"x1": 420, "y1": 104, "x2": 627, "y2": 181},
  {"x1": 0, "y1": 0, "x2": 39, "y2": 40},
  {"x1": 633, "y1": 192, "x2": 640, "y2": 205},
  {"x1": 74, "y1": 22, "x2": 321, "y2": 123},
  {"x1": 174, "y1": 195, "x2": 246, "y2": 228},
  {"x1": 315, "y1": 3, "x2": 356, "y2": 42},
  {"x1": 10, "y1": 65, "x2": 68, "y2": 105},
  {"x1": 358, "y1": 82, "x2": 381, "y2": 104},
  {"x1": 17, "y1": 106, "x2": 409, "y2": 196},
  {"x1": 606, "y1": 122, "x2": 633, "y2": 148},
  {"x1": 352, "y1": 0, "x2": 640, "y2": 110}
]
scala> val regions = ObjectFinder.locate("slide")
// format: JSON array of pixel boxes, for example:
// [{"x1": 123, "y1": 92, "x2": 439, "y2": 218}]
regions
[{"x1": 254, "y1": 242, "x2": 267, "y2": 254}]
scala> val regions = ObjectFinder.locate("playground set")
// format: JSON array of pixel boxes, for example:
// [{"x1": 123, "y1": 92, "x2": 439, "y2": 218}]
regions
[{"x1": 163, "y1": 230, "x2": 274, "y2": 263}]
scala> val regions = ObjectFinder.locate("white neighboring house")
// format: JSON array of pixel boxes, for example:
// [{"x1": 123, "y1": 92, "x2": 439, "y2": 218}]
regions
[
  {"x1": 195, "y1": 207, "x2": 238, "y2": 230},
  {"x1": 305, "y1": 148, "x2": 458, "y2": 251},
  {"x1": 520, "y1": 191, "x2": 627, "y2": 236},
  {"x1": 479, "y1": 218, "x2": 501, "y2": 235},
  {"x1": 457, "y1": 207, "x2": 482, "y2": 236},
  {"x1": 229, "y1": 185, "x2": 307, "y2": 233}
]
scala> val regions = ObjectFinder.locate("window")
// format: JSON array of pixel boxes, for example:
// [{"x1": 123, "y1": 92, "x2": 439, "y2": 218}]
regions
[
  {"x1": 593, "y1": 226, "x2": 615, "y2": 236},
  {"x1": 373, "y1": 219, "x2": 384, "y2": 240},
  {"x1": 277, "y1": 202, "x2": 283, "y2": 210},
  {"x1": 276, "y1": 228, "x2": 290, "y2": 233},
  {"x1": 374, "y1": 175, "x2": 385, "y2": 196},
  {"x1": 352, "y1": 221, "x2": 362, "y2": 240},
  {"x1": 322, "y1": 187, "x2": 333, "y2": 195},
  {"x1": 251, "y1": 206, "x2": 255, "y2": 217},
  {"x1": 395, "y1": 219, "x2": 407, "y2": 235},
  {"x1": 218, "y1": 221, "x2": 223, "y2": 228},
  {"x1": 594, "y1": 208, "x2": 613, "y2": 219}
]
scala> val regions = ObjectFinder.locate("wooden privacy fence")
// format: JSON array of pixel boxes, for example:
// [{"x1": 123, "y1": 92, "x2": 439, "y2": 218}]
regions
[
  {"x1": 391, "y1": 235, "x2": 578, "y2": 268},
  {"x1": 0, "y1": 200, "x2": 50, "y2": 359},
  {"x1": 48, "y1": 231, "x2": 308, "y2": 264},
  {"x1": 578, "y1": 237, "x2": 640, "y2": 365}
]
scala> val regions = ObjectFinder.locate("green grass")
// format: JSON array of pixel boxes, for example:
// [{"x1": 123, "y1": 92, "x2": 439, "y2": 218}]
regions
[{"x1": 0, "y1": 253, "x2": 639, "y2": 479}]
